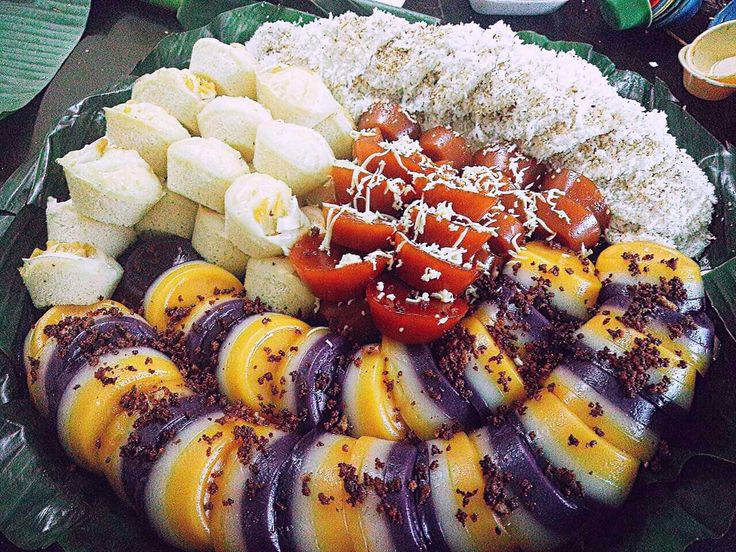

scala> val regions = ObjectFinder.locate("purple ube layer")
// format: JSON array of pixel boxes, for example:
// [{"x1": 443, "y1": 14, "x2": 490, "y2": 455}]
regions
[
  {"x1": 599, "y1": 294, "x2": 715, "y2": 361},
  {"x1": 507, "y1": 413, "x2": 608, "y2": 512},
  {"x1": 414, "y1": 443, "x2": 452, "y2": 552},
  {"x1": 479, "y1": 280, "x2": 553, "y2": 344},
  {"x1": 384, "y1": 441, "x2": 429, "y2": 552},
  {"x1": 43, "y1": 315, "x2": 156, "y2": 422},
  {"x1": 598, "y1": 283, "x2": 705, "y2": 314},
  {"x1": 185, "y1": 298, "x2": 255, "y2": 368},
  {"x1": 561, "y1": 360, "x2": 668, "y2": 434},
  {"x1": 275, "y1": 429, "x2": 325, "y2": 552},
  {"x1": 403, "y1": 343, "x2": 480, "y2": 430},
  {"x1": 120, "y1": 394, "x2": 217, "y2": 511},
  {"x1": 292, "y1": 333, "x2": 353, "y2": 432},
  {"x1": 573, "y1": 341, "x2": 690, "y2": 423},
  {"x1": 114, "y1": 236, "x2": 200, "y2": 309},
  {"x1": 239, "y1": 432, "x2": 302, "y2": 552},
  {"x1": 479, "y1": 423, "x2": 588, "y2": 535}
]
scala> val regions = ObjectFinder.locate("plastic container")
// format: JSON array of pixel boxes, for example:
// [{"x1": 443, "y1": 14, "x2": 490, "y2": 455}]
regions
[
  {"x1": 678, "y1": 44, "x2": 736, "y2": 101},
  {"x1": 687, "y1": 20, "x2": 736, "y2": 85},
  {"x1": 469, "y1": 0, "x2": 569, "y2": 15},
  {"x1": 599, "y1": 0, "x2": 652, "y2": 30}
]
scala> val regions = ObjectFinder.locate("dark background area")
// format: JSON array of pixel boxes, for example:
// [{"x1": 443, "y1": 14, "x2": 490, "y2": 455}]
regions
[{"x1": 0, "y1": 0, "x2": 734, "y2": 550}]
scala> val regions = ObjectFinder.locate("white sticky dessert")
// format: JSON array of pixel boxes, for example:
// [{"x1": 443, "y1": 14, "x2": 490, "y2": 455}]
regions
[
  {"x1": 167, "y1": 136, "x2": 249, "y2": 213},
  {"x1": 45, "y1": 197, "x2": 136, "y2": 258},
  {"x1": 134, "y1": 188, "x2": 198, "y2": 240},
  {"x1": 189, "y1": 37, "x2": 258, "y2": 98},
  {"x1": 224, "y1": 172, "x2": 309, "y2": 258},
  {"x1": 104, "y1": 101, "x2": 190, "y2": 178},
  {"x1": 19, "y1": 241, "x2": 123, "y2": 308},
  {"x1": 57, "y1": 137, "x2": 163, "y2": 227},
  {"x1": 244, "y1": 256, "x2": 316, "y2": 316},
  {"x1": 131, "y1": 68, "x2": 216, "y2": 133},
  {"x1": 255, "y1": 65, "x2": 340, "y2": 128},
  {"x1": 253, "y1": 120, "x2": 335, "y2": 196},
  {"x1": 197, "y1": 96, "x2": 272, "y2": 161},
  {"x1": 191, "y1": 205, "x2": 249, "y2": 277}
]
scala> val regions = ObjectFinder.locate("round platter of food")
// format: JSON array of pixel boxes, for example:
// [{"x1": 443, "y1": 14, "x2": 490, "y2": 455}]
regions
[{"x1": 1, "y1": 2, "x2": 736, "y2": 552}]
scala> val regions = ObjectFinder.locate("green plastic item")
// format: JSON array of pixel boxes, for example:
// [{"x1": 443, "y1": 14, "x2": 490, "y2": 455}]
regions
[{"x1": 599, "y1": 0, "x2": 653, "y2": 30}]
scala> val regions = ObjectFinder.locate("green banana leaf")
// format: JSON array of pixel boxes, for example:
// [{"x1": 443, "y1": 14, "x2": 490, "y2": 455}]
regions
[
  {"x1": 175, "y1": 0, "x2": 438, "y2": 30},
  {"x1": 0, "y1": 2, "x2": 735, "y2": 551},
  {"x1": 0, "y1": 0, "x2": 91, "y2": 120}
]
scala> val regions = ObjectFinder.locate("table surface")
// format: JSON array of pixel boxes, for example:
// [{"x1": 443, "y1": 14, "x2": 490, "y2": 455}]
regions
[{"x1": 0, "y1": 0, "x2": 734, "y2": 550}]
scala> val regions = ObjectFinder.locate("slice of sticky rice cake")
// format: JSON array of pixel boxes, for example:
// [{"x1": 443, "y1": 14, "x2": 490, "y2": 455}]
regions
[
  {"x1": 135, "y1": 188, "x2": 198, "y2": 240},
  {"x1": 104, "y1": 101, "x2": 190, "y2": 178},
  {"x1": 131, "y1": 68, "x2": 216, "y2": 133},
  {"x1": 191, "y1": 205, "x2": 249, "y2": 277},
  {"x1": 189, "y1": 37, "x2": 258, "y2": 98},
  {"x1": 19, "y1": 241, "x2": 123, "y2": 308},
  {"x1": 46, "y1": 197, "x2": 136, "y2": 258},
  {"x1": 253, "y1": 120, "x2": 335, "y2": 197},
  {"x1": 167, "y1": 136, "x2": 250, "y2": 214},
  {"x1": 197, "y1": 96, "x2": 273, "y2": 161},
  {"x1": 57, "y1": 137, "x2": 163, "y2": 227}
]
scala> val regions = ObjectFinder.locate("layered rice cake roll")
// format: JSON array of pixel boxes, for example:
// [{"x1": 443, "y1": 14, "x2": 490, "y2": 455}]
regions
[
  {"x1": 513, "y1": 389, "x2": 640, "y2": 509},
  {"x1": 143, "y1": 413, "x2": 245, "y2": 550},
  {"x1": 56, "y1": 346, "x2": 184, "y2": 472},
  {"x1": 114, "y1": 235, "x2": 201, "y2": 309},
  {"x1": 417, "y1": 432, "x2": 517, "y2": 552},
  {"x1": 42, "y1": 314, "x2": 158, "y2": 422},
  {"x1": 598, "y1": 293, "x2": 715, "y2": 376},
  {"x1": 596, "y1": 241, "x2": 705, "y2": 313},
  {"x1": 142, "y1": 260, "x2": 243, "y2": 331},
  {"x1": 98, "y1": 382, "x2": 194, "y2": 501},
  {"x1": 276, "y1": 431, "x2": 356, "y2": 552},
  {"x1": 545, "y1": 360, "x2": 667, "y2": 461},
  {"x1": 342, "y1": 437, "x2": 428, "y2": 552},
  {"x1": 453, "y1": 313, "x2": 527, "y2": 419},
  {"x1": 472, "y1": 279, "x2": 553, "y2": 357},
  {"x1": 502, "y1": 241, "x2": 601, "y2": 320},
  {"x1": 576, "y1": 313, "x2": 698, "y2": 416},
  {"x1": 215, "y1": 312, "x2": 310, "y2": 412},
  {"x1": 210, "y1": 429, "x2": 302, "y2": 552},
  {"x1": 471, "y1": 423, "x2": 588, "y2": 551},
  {"x1": 381, "y1": 337, "x2": 479, "y2": 440},
  {"x1": 179, "y1": 296, "x2": 265, "y2": 369},
  {"x1": 22, "y1": 301, "x2": 130, "y2": 416},
  {"x1": 119, "y1": 394, "x2": 218, "y2": 512},
  {"x1": 340, "y1": 344, "x2": 407, "y2": 440}
]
